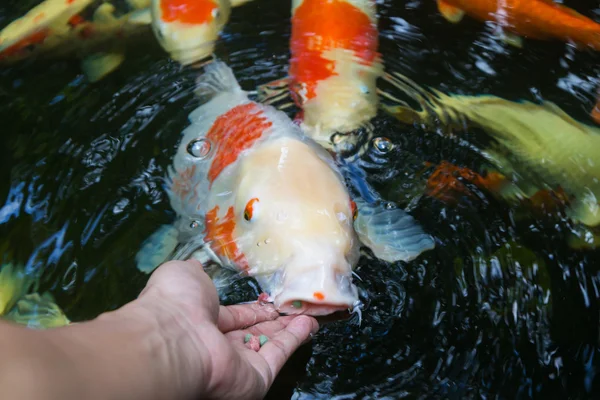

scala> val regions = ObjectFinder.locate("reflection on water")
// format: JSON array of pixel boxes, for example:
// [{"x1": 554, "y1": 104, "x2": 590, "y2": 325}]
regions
[{"x1": 1, "y1": 0, "x2": 600, "y2": 398}]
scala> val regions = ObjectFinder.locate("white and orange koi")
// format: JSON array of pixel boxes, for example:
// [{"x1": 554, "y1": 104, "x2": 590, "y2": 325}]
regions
[
  {"x1": 135, "y1": 61, "x2": 434, "y2": 316},
  {"x1": 258, "y1": 0, "x2": 383, "y2": 150},
  {"x1": 0, "y1": 1, "x2": 153, "y2": 82},
  {"x1": 150, "y1": 0, "x2": 254, "y2": 66}
]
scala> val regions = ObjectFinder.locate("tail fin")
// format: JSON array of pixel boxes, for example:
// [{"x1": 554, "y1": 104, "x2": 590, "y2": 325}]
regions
[{"x1": 0, "y1": 263, "x2": 33, "y2": 315}]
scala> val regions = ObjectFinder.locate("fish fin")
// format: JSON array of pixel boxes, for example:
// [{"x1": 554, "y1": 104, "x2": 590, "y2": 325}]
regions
[
  {"x1": 4, "y1": 292, "x2": 70, "y2": 329},
  {"x1": 256, "y1": 77, "x2": 290, "y2": 102},
  {"x1": 93, "y1": 3, "x2": 118, "y2": 23},
  {"x1": 437, "y1": 0, "x2": 465, "y2": 23},
  {"x1": 135, "y1": 224, "x2": 180, "y2": 273},
  {"x1": 0, "y1": 263, "x2": 33, "y2": 315},
  {"x1": 566, "y1": 195, "x2": 600, "y2": 227},
  {"x1": 353, "y1": 198, "x2": 435, "y2": 263},
  {"x1": 128, "y1": 8, "x2": 153, "y2": 25},
  {"x1": 81, "y1": 51, "x2": 125, "y2": 82},
  {"x1": 498, "y1": 31, "x2": 523, "y2": 48},
  {"x1": 126, "y1": 0, "x2": 151, "y2": 10},
  {"x1": 194, "y1": 60, "x2": 244, "y2": 99},
  {"x1": 230, "y1": 0, "x2": 255, "y2": 7}
]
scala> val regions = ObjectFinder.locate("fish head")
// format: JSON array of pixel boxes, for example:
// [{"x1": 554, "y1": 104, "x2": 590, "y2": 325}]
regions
[
  {"x1": 151, "y1": 0, "x2": 231, "y2": 65},
  {"x1": 212, "y1": 136, "x2": 361, "y2": 315}
]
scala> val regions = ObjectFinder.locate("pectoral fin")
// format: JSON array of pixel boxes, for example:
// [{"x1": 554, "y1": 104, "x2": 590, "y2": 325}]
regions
[
  {"x1": 354, "y1": 198, "x2": 435, "y2": 263},
  {"x1": 437, "y1": 0, "x2": 465, "y2": 23},
  {"x1": 4, "y1": 292, "x2": 70, "y2": 329},
  {"x1": 135, "y1": 224, "x2": 180, "y2": 273},
  {"x1": 0, "y1": 263, "x2": 33, "y2": 315},
  {"x1": 566, "y1": 193, "x2": 600, "y2": 228},
  {"x1": 81, "y1": 51, "x2": 126, "y2": 82},
  {"x1": 256, "y1": 77, "x2": 292, "y2": 108},
  {"x1": 230, "y1": 0, "x2": 255, "y2": 7},
  {"x1": 498, "y1": 31, "x2": 523, "y2": 48}
]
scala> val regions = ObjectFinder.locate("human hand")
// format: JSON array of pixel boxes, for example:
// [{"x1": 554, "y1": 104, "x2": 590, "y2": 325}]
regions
[{"x1": 134, "y1": 259, "x2": 319, "y2": 399}]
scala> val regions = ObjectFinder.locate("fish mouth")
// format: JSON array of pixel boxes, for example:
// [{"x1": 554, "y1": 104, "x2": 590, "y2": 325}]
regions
[{"x1": 277, "y1": 299, "x2": 353, "y2": 316}]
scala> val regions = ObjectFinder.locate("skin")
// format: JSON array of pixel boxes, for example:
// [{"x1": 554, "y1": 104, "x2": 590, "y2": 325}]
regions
[{"x1": 0, "y1": 259, "x2": 318, "y2": 400}]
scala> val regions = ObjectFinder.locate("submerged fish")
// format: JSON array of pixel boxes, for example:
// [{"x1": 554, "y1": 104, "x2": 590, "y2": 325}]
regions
[
  {"x1": 0, "y1": 263, "x2": 70, "y2": 329},
  {"x1": 435, "y1": 0, "x2": 600, "y2": 49},
  {"x1": 0, "y1": 1, "x2": 153, "y2": 82},
  {"x1": 258, "y1": 0, "x2": 383, "y2": 150},
  {"x1": 381, "y1": 72, "x2": 600, "y2": 230},
  {"x1": 136, "y1": 60, "x2": 434, "y2": 316},
  {"x1": 150, "y1": 0, "x2": 254, "y2": 65}
]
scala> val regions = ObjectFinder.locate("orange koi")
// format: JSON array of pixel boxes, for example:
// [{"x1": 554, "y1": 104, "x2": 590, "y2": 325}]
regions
[
  {"x1": 259, "y1": 0, "x2": 383, "y2": 149},
  {"x1": 436, "y1": 0, "x2": 600, "y2": 50}
]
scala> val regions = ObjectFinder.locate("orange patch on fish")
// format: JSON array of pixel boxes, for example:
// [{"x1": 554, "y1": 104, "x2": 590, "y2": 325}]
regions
[
  {"x1": 289, "y1": 0, "x2": 379, "y2": 101},
  {"x1": 313, "y1": 291, "x2": 325, "y2": 301},
  {"x1": 592, "y1": 98, "x2": 600, "y2": 125},
  {"x1": 33, "y1": 13, "x2": 46, "y2": 23},
  {"x1": 439, "y1": 0, "x2": 600, "y2": 50},
  {"x1": 170, "y1": 164, "x2": 198, "y2": 202},
  {"x1": 160, "y1": 0, "x2": 217, "y2": 25},
  {"x1": 0, "y1": 29, "x2": 49, "y2": 59},
  {"x1": 205, "y1": 206, "x2": 248, "y2": 270},
  {"x1": 68, "y1": 14, "x2": 85, "y2": 27},
  {"x1": 425, "y1": 161, "x2": 507, "y2": 204},
  {"x1": 206, "y1": 103, "x2": 272, "y2": 184},
  {"x1": 350, "y1": 199, "x2": 357, "y2": 220}
]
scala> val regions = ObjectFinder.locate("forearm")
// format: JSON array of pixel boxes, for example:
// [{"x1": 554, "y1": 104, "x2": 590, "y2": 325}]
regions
[{"x1": 0, "y1": 298, "x2": 208, "y2": 400}]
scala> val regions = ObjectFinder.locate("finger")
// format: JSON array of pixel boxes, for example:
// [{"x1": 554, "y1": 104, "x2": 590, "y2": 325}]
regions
[
  {"x1": 217, "y1": 303, "x2": 279, "y2": 333},
  {"x1": 256, "y1": 316, "x2": 319, "y2": 381},
  {"x1": 225, "y1": 316, "x2": 297, "y2": 343}
]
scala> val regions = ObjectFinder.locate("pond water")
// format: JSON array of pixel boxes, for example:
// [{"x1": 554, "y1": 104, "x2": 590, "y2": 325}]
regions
[{"x1": 1, "y1": 0, "x2": 600, "y2": 398}]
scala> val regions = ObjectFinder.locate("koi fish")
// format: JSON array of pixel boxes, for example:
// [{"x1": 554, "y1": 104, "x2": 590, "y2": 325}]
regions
[
  {"x1": 435, "y1": 0, "x2": 600, "y2": 50},
  {"x1": 258, "y1": 0, "x2": 383, "y2": 150},
  {"x1": 150, "y1": 0, "x2": 254, "y2": 66},
  {"x1": 436, "y1": 0, "x2": 600, "y2": 127},
  {"x1": 0, "y1": 1, "x2": 153, "y2": 82},
  {"x1": 382, "y1": 72, "x2": 600, "y2": 230},
  {"x1": 0, "y1": 263, "x2": 70, "y2": 329},
  {"x1": 135, "y1": 60, "x2": 434, "y2": 316}
]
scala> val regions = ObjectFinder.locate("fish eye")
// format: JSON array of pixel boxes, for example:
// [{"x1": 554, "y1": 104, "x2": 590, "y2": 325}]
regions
[
  {"x1": 244, "y1": 198, "x2": 259, "y2": 221},
  {"x1": 359, "y1": 84, "x2": 370, "y2": 94},
  {"x1": 212, "y1": 7, "x2": 220, "y2": 19}
]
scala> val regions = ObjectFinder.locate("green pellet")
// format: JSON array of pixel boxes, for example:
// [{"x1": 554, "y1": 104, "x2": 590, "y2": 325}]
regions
[
  {"x1": 292, "y1": 300, "x2": 302, "y2": 308},
  {"x1": 259, "y1": 335, "x2": 268, "y2": 346},
  {"x1": 244, "y1": 333, "x2": 252, "y2": 343}
]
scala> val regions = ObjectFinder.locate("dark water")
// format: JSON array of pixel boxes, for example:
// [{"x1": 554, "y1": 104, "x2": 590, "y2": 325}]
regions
[{"x1": 1, "y1": 0, "x2": 600, "y2": 398}]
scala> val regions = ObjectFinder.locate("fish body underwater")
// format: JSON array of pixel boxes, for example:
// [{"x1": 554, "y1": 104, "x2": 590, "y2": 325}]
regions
[
  {"x1": 0, "y1": 0, "x2": 252, "y2": 81},
  {"x1": 259, "y1": 0, "x2": 383, "y2": 150},
  {"x1": 435, "y1": 0, "x2": 600, "y2": 50},
  {"x1": 0, "y1": 263, "x2": 70, "y2": 329},
  {"x1": 382, "y1": 73, "x2": 600, "y2": 229},
  {"x1": 136, "y1": 61, "x2": 435, "y2": 316},
  {"x1": 0, "y1": 1, "x2": 153, "y2": 82},
  {"x1": 150, "y1": 0, "x2": 253, "y2": 66}
]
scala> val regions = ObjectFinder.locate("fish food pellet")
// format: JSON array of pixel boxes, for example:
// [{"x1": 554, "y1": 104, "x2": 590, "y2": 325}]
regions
[
  {"x1": 292, "y1": 300, "x2": 302, "y2": 308},
  {"x1": 244, "y1": 333, "x2": 252, "y2": 343},
  {"x1": 259, "y1": 335, "x2": 269, "y2": 346}
]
